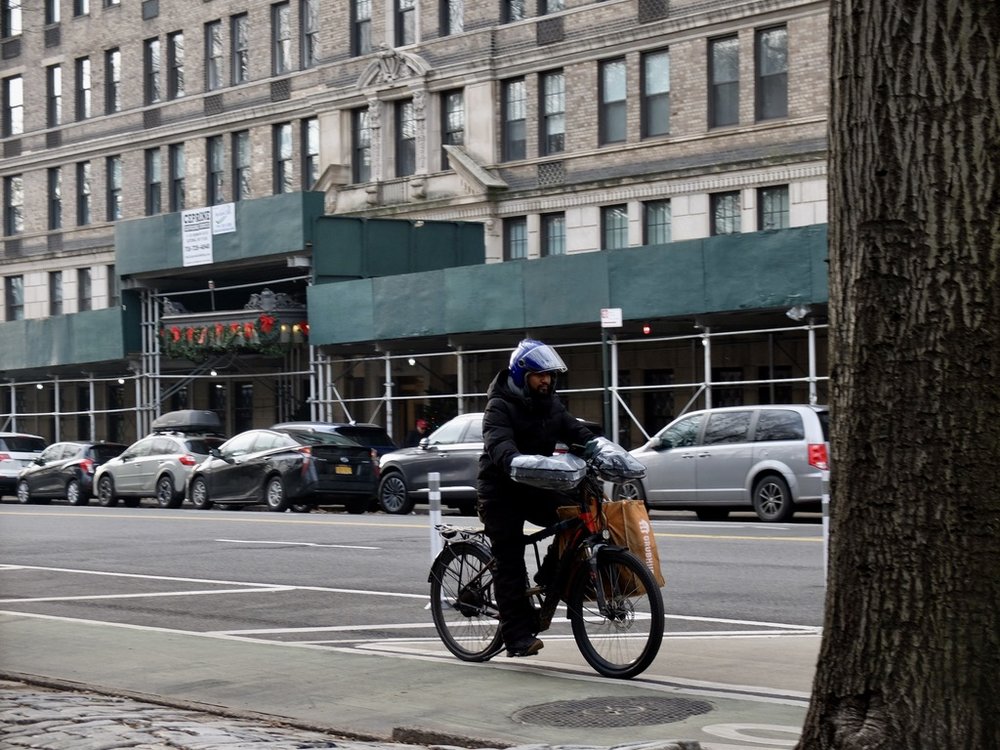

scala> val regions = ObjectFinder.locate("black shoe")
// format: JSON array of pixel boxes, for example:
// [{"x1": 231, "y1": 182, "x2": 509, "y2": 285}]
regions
[{"x1": 506, "y1": 636, "x2": 544, "y2": 658}]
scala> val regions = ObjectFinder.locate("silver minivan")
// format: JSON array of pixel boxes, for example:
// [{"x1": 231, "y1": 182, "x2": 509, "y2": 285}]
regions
[{"x1": 613, "y1": 405, "x2": 829, "y2": 522}]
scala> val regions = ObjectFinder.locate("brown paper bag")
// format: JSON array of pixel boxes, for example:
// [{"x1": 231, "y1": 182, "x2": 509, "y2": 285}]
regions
[{"x1": 602, "y1": 498, "x2": 666, "y2": 589}]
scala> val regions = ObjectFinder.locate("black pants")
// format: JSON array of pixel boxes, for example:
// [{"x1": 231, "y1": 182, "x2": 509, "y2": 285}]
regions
[{"x1": 478, "y1": 488, "x2": 566, "y2": 646}]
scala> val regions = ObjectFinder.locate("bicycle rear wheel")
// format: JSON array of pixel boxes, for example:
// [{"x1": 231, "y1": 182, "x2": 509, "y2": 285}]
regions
[
  {"x1": 429, "y1": 541, "x2": 504, "y2": 662},
  {"x1": 567, "y1": 547, "x2": 664, "y2": 679}
]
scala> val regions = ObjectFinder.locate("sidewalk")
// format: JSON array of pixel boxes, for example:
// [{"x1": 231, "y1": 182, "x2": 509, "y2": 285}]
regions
[{"x1": 0, "y1": 612, "x2": 816, "y2": 750}]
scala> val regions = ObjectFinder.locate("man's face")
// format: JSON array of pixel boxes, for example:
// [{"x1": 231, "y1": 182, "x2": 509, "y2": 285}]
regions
[{"x1": 525, "y1": 371, "x2": 553, "y2": 396}]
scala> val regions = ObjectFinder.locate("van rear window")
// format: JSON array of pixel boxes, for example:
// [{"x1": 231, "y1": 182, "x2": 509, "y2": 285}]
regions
[{"x1": 755, "y1": 410, "x2": 805, "y2": 441}]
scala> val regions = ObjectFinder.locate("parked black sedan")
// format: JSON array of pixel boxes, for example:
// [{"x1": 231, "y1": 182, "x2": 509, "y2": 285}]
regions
[
  {"x1": 187, "y1": 428, "x2": 378, "y2": 513},
  {"x1": 16, "y1": 441, "x2": 127, "y2": 505}
]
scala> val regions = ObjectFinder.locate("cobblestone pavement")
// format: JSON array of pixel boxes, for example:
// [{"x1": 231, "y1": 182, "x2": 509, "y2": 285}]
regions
[{"x1": 0, "y1": 680, "x2": 699, "y2": 750}]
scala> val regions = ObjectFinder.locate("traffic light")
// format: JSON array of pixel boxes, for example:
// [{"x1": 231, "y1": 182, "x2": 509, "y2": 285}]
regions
[{"x1": 642, "y1": 322, "x2": 652, "y2": 335}]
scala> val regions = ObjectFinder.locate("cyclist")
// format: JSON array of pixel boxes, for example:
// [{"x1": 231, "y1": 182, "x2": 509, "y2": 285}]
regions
[{"x1": 477, "y1": 338, "x2": 597, "y2": 657}]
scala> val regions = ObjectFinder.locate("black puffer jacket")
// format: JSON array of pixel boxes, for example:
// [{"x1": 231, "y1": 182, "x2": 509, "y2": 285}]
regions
[{"x1": 477, "y1": 368, "x2": 595, "y2": 499}]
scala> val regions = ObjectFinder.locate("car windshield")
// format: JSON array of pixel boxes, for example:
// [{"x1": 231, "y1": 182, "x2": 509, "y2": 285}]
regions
[
  {"x1": 92, "y1": 444, "x2": 125, "y2": 461},
  {"x1": 3, "y1": 436, "x2": 46, "y2": 452},
  {"x1": 335, "y1": 426, "x2": 394, "y2": 448},
  {"x1": 186, "y1": 437, "x2": 226, "y2": 455},
  {"x1": 281, "y1": 430, "x2": 361, "y2": 447}
]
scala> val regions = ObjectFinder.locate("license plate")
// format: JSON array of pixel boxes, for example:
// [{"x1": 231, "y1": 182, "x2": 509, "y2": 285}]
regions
[{"x1": 334, "y1": 465, "x2": 353, "y2": 475}]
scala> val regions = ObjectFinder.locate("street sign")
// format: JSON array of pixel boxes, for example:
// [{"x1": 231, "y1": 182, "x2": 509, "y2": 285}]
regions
[{"x1": 600, "y1": 307, "x2": 623, "y2": 328}]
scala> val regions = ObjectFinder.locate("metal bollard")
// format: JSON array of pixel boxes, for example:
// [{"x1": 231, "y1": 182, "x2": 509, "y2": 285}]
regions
[
  {"x1": 822, "y1": 476, "x2": 830, "y2": 582},
  {"x1": 429, "y1": 472, "x2": 442, "y2": 562}
]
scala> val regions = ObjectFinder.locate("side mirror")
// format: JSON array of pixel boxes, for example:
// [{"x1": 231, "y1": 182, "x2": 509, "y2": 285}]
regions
[
  {"x1": 418, "y1": 437, "x2": 430, "y2": 449},
  {"x1": 653, "y1": 436, "x2": 673, "y2": 451},
  {"x1": 209, "y1": 447, "x2": 222, "y2": 459},
  {"x1": 33, "y1": 456, "x2": 45, "y2": 465}
]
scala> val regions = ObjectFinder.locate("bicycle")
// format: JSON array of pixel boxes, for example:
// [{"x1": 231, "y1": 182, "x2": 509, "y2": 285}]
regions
[{"x1": 427, "y1": 445, "x2": 665, "y2": 679}]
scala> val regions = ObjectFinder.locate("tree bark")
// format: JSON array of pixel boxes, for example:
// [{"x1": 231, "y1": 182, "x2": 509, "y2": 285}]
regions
[{"x1": 798, "y1": 1, "x2": 1000, "y2": 748}]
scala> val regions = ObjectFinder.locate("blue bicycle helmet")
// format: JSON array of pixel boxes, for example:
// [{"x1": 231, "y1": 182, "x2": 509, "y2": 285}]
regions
[{"x1": 508, "y1": 339, "x2": 568, "y2": 388}]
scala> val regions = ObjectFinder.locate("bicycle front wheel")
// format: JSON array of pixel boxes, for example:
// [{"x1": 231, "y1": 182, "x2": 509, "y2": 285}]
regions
[
  {"x1": 429, "y1": 541, "x2": 504, "y2": 662},
  {"x1": 567, "y1": 547, "x2": 665, "y2": 679}
]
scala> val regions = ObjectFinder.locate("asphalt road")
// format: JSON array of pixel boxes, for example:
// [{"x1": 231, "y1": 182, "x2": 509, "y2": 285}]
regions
[{"x1": 0, "y1": 502, "x2": 825, "y2": 749}]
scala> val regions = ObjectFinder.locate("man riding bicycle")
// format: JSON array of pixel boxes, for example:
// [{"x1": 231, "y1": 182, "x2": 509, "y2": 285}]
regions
[{"x1": 477, "y1": 339, "x2": 597, "y2": 657}]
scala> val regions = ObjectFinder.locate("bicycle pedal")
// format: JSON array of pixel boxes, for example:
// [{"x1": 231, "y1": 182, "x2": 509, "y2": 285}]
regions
[{"x1": 525, "y1": 585, "x2": 544, "y2": 596}]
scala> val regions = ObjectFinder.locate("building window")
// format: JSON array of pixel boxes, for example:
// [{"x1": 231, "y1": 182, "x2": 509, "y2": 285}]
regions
[
  {"x1": 709, "y1": 36, "x2": 739, "y2": 127},
  {"x1": 5, "y1": 276, "x2": 24, "y2": 321},
  {"x1": 301, "y1": 0, "x2": 319, "y2": 68},
  {"x1": 77, "y1": 268, "x2": 92, "y2": 312},
  {"x1": 75, "y1": 58, "x2": 91, "y2": 120},
  {"x1": 302, "y1": 117, "x2": 320, "y2": 189},
  {"x1": 145, "y1": 148, "x2": 161, "y2": 215},
  {"x1": 2, "y1": 75, "x2": 22, "y2": 137},
  {"x1": 272, "y1": 2, "x2": 291, "y2": 75},
  {"x1": 1, "y1": 0, "x2": 22, "y2": 37},
  {"x1": 273, "y1": 122, "x2": 293, "y2": 193},
  {"x1": 3, "y1": 175, "x2": 23, "y2": 235},
  {"x1": 48, "y1": 167, "x2": 62, "y2": 230},
  {"x1": 46, "y1": 0, "x2": 60, "y2": 23},
  {"x1": 396, "y1": 99, "x2": 416, "y2": 177},
  {"x1": 758, "y1": 185, "x2": 789, "y2": 230},
  {"x1": 542, "y1": 0, "x2": 565, "y2": 12},
  {"x1": 104, "y1": 0, "x2": 120, "y2": 7},
  {"x1": 644, "y1": 199, "x2": 671, "y2": 244},
  {"x1": 602, "y1": 204, "x2": 628, "y2": 249},
  {"x1": 76, "y1": 161, "x2": 91, "y2": 225},
  {"x1": 352, "y1": 108, "x2": 371, "y2": 183},
  {"x1": 642, "y1": 49, "x2": 670, "y2": 137},
  {"x1": 106, "y1": 155, "x2": 122, "y2": 221},
  {"x1": 73, "y1": 0, "x2": 89, "y2": 17},
  {"x1": 756, "y1": 26, "x2": 788, "y2": 120},
  {"x1": 352, "y1": 0, "x2": 371, "y2": 56},
  {"x1": 503, "y1": 217, "x2": 527, "y2": 260},
  {"x1": 233, "y1": 130, "x2": 251, "y2": 200},
  {"x1": 49, "y1": 271, "x2": 63, "y2": 316},
  {"x1": 199, "y1": 21, "x2": 221, "y2": 90},
  {"x1": 47, "y1": 65, "x2": 62, "y2": 127},
  {"x1": 167, "y1": 31, "x2": 185, "y2": 99},
  {"x1": 502, "y1": 0, "x2": 526, "y2": 23},
  {"x1": 599, "y1": 58, "x2": 626, "y2": 144},
  {"x1": 502, "y1": 78, "x2": 526, "y2": 161},
  {"x1": 231, "y1": 15, "x2": 248, "y2": 85},
  {"x1": 711, "y1": 191, "x2": 741, "y2": 235},
  {"x1": 396, "y1": 0, "x2": 415, "y2": 46},
  {"x1": 440, "y1": 0, "x2": 462, "y2": 35},
  {"x1": 541, "y1": 213, "x2": 566, "y2": 257},
  {"x1": 540, "y1": 70, "x2": 565, "y2": 156},
  {"x1": 441, "y1": 89, "x2": 464, "y2": 168},
  {"x1": 168, "y1": 144, "x2": 185, "y2": 212},
  {"x1": 143, "y1": 38, "x2": 160, "y2": 105},
  {"x1": 107, "y1": 264, "x2": 118, "y2": 307},
  {"x1": 207, "y1": 136, "x2": 225, "y2": 205},
  {"x1": 104, "y1": 49, "x2": 120, "y2": 114}
]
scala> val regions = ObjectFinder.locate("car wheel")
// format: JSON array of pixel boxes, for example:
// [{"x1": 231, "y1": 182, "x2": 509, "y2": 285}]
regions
[
  {"x1": 66, "y1": 479, "x2": 88, "y2": 506},
  {"x1": 752, "y1": 474, "x2": 794, "y2": 522},
  {"x1": 614, "y1": 479, "x2": 648, "y2": 506},
  {"x1": 344, "y1": 497, "x2": 369, "y2": 515},
  {"x1": 16, "y1": 480, "x2": 32, "y2": 504},
  {"x1": 156, "y1": 474, "x2": 182, "y2": 509},
  {"x1": 265, "y1": 475, "x2": 290, "y2": 512},
  {"x1": 190, "y1": 476, "x2": 213, "y2": 510},
  {"x1": 377, "y1": 472, "x2": 415, "y2": 515},
  {"x1": 695, "y1": 508, "x2": 730, "y2": 521},
  {"x1": 97, "y1": 476, "x2": 119, "y2": 507}
]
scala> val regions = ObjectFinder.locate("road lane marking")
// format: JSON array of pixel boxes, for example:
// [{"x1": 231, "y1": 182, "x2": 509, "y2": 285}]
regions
[
  {"x1": 215, "y1": 538, "x2": 380, "y2": 550},
  {"x1": 0, "y1": 587, "x2": 294, "y2": 603},
  {"x1": 0, "y1": 564, "x2": 428, "y2": 599}
]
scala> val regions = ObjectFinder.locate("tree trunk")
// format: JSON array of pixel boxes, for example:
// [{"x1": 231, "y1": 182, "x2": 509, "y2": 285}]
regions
[{"x1": 797, "y1": 1, "x2": 1000, "y2": 748}]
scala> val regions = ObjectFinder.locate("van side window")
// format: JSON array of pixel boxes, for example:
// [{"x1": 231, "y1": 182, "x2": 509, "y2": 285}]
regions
[
  {"x1": 658, "y1": 414, "x2": 702, "y2": 449},
  {"x1": 702, "y1": 411, "x2": 752, "y2": 445},
  {"x1": 755, "y1": 410, "x2": 805, "y2": 441}
]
